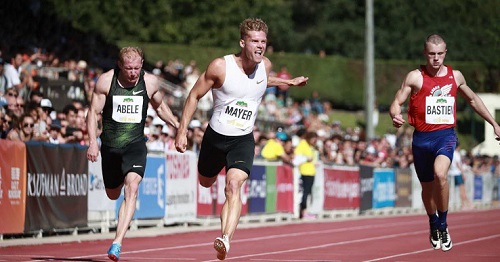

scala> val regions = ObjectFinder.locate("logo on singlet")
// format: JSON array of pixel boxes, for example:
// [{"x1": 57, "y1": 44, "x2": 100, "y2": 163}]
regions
[{"x1": 133, "y1": 90, "x2": 144, "y2": 95}]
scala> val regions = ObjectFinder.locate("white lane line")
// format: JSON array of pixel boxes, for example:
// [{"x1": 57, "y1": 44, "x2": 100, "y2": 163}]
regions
[{"x1": 365, "y1": 234, "x2": 500, "y2": 261}]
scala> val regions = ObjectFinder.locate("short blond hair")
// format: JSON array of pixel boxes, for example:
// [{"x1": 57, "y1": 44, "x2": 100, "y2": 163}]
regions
[
  {"x1": 240, "y1": 18, "x2": 268, "y2": 39},
  {"x1": 424, "y1": 34, "x2": 446, "y2": 48},
  {"x1": 119, "y1": 47, "x2": 144, "y2": 64}
]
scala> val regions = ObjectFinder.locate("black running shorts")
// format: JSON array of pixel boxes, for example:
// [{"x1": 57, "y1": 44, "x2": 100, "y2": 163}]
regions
[
  {"x1": 101, "y1": 140, "x2": 147, "y2": 189},
  {"x1": 198, "y1": 125, "x2": 255, "y2": 178}
]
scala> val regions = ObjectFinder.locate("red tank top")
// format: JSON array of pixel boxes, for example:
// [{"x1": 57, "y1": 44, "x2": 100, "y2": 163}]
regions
[{"x1": 408, "y1": 65, "x2": 457, "y2": 132}]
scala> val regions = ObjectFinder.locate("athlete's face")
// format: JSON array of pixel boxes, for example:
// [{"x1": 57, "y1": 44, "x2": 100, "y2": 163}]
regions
[
  {"x1": 424, "y1": 43, "x2": 447, "y2": 70},
  {"x1": 119, "y1": 54, "x2": 143, "y2": 84},
  {"x1": 240, "y1": 31, "x2": 267, "y2": 63}
]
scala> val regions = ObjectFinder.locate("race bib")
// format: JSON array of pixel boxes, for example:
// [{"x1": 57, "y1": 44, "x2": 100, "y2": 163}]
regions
[
  {"x1": 218, "y1": 100, "x2": 258, "y2": 130},
  {"x1": 425, "y1": 96, "x2": 455, "y2": 124},
  {"x1": 112, "y1": 96, "x2": 144, "y2": 123}
]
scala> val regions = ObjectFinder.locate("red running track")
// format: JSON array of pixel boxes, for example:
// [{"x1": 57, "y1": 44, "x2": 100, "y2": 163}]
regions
[{"x1": 1, "y1": 208, "x2": 500, "y2": 262}]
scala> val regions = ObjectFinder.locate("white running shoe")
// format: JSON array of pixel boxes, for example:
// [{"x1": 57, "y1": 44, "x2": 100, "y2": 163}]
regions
[
  {"x1": 440, "y1": 228, "x2": 453, "y2": 252},
  {"x1": 430, "y1": 228, "x2": 441, "y2": 250},
  {"x1": 214, "y1": 235, "x2": 230, "y2": 260}
]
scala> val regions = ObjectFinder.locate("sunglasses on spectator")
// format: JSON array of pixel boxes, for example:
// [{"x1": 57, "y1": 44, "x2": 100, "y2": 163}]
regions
[
  {"x1": 23, "y1": 123, "x2": 35, "y2": 128},
  {"x1": 7, "y1": 92, "x2": 18, "y2": 97}
]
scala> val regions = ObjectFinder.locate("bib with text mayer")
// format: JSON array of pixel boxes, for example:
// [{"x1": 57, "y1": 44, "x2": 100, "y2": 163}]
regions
[
  {"x1": 425, "y1": 96, "x2": 454, "y2": 124},
  {"x1": 219, "y1": 99, "x2": 258, "y2": 130},
  {"x1": 112, "y1": 96, "x2": 144, "y2": 123}
]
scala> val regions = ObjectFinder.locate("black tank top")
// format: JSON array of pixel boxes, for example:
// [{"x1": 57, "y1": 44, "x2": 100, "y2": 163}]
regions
[{"x1": 100, "y1": 68, "x2": 149, "y2": 148}]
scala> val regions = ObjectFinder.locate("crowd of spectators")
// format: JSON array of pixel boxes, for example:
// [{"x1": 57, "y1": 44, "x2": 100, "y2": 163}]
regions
[{"x1": 1, "y1": 47, "x2": 499, "y2": 181}]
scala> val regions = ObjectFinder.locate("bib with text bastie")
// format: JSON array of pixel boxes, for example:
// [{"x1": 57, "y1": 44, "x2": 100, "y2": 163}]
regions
[
  {"x1": 112, "y1": 95, "x2": 144, "y2": 123},
  {"x1": 219, "y1": 99, "x2": 258, "y2": 130},
  {"x1": 425, "y1": 96, "x2": 455, "y2": 124}
]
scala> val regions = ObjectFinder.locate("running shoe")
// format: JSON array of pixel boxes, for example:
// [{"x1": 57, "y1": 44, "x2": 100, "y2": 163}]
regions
[
  {"x1": 107, "y1": 242, "x2": 121, "y2": 261},
  {"x1": 440, "y1": 228, "x2": 453, "y2": 252},
  {"x1": 429, "y1": 228, "x2": 441, "y2": 250},
  {"x1": 214, "y1": 235, "x2": 230, "y2": 260}
]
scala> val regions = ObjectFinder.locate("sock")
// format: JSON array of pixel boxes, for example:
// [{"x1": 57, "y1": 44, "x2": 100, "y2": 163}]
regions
[
  {"x1": 428, "y1": 213, "x2": 439, "y2": 229},
  {"x1": 437, "y1": 210, "x2": 448, "y2": 230}
]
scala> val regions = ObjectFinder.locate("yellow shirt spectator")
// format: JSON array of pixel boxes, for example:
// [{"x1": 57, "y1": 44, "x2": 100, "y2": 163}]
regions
[
  {"x1": 294, "y1": 138, "x2": 316, "y2": 176},
  {"x1": 261, "y1": 138, "x2": 285, "y2": 161}
]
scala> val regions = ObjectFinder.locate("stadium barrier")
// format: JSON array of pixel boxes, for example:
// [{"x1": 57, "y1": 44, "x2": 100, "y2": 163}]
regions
[{"x1": 0, "y1": 140, "x2": 498, "y2": 238}]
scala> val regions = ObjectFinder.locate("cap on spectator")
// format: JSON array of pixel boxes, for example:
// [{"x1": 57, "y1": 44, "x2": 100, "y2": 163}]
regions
[
  {"x1": 276, "y1": 131, "x2": 288, "y2": 141},
  {"x1": 152, "y1": 116, "x2": 164, "y2": 126},
  {"x1": 189, "y1": 119, "x2": 201, "y2": 129},
  {"x1": 49, "y1": 123, "x2": 62, "y2": 131},
  {"x1": 40, "y1": 98, "x2": 54, "y2": 111},
  {"x1": 77, "y1": 60, "x2": 87, "y2": 70}
]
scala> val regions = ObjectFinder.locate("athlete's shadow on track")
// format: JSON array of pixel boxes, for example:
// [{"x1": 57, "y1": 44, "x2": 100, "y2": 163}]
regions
[{"x1": 32, "y1": 257, "x2": 107, "y2": 262}]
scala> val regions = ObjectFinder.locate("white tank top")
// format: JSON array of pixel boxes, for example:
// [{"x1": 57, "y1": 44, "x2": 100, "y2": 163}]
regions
[{"x1": 209, "y1": 55, "x2": 267, "y2": 136}]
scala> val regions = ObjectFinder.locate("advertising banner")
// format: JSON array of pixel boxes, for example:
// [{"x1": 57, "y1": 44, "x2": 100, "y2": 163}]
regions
[
  {"x1": 0, "y1": 140, "x2": 27, "y2": 234},
  {"x1": 395, "y1": 168, "x2": 412, "y2": 207},
  {"x1": 38, "y1": 79, "x2": 87, "y2": 111},
  {"x1": 265, "y1": 164, "x2": 278, "y2": 213},
  {"x1": 248, "y1": 165, "x2": 266, "y2": 213},
  {"x1": 373, "y1": 168, "x2": 396, "y2": 209},
  {"x1": 323, "y1": 165, "x2": 360, "y2": 210},
  {"x1": 474, "y1": 175, "x2": 482, "y2": 201},
  {"x1": 276, "y1": 164, "x2": 294, "y2": 213},
  {"x1": 115, "y1": 155, "x2": 166, "y2": 220},
  {"x1": 359, "y1": 165, "x2": 374, "y2": 213},
  {"x1": 88, "y1": 155, "x2": 114, "y2": 211},
  {"x1": 25, "y1": 142, "x2": 88, "y2": 232},
  {"x1": 164, "y1": 152, "x2": 197, "y2": 223}
]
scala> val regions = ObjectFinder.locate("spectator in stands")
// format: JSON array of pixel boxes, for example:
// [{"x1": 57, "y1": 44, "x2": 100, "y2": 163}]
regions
[
  {"x1": 62, "y1": 104, "x2": 83, "y2": 144},
  {"x1": 48, "y1": 123, "x2": 65, "y2": 144},
  {"x1": 1, "y1": 111, "x2": 15, "y2": 139},
  {"x1": 6, "y1": 114, "x2": 35, "y2": 141},
  {"x1": 26, "y1": 104, "x2": 48, "y2": 142},
  {"x1": 0, "y1": 109, "x2": 6, "y2": 138},
  {"x1": 276, "y1": 66, "x2": 291, "y2": 105},
  {"x1": 5, "y1": 91, "x2": 22, "y2": 118},
  {"x1": 449, "y1": 142, "x2": 473, "y2": 210},
  {"x1": 0, "y1": 58, "x2": 7, "y2": 96},
  {"x1": 3, "y1": 52, "x2": 30, "y2": 98},
  {"x1": 159, "y1": 124, "x2": 176, "y2": 151},
  {"x1": 86, "y1": 47, "x2": 179, "y2": 262},
  {"x1": 261, "y1": 127, "x2": 292, "y2": 164},
  {"x1": 294, "y1": 131, "x2": 318, "y2": 219}
]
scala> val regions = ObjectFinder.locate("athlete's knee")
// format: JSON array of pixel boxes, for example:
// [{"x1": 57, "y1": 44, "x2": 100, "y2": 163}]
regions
[
  {"x1": 225, "y1": 179, "x2": 242, "y2": 199},
  {"x1": 106, "y1": 188, "x2": 122, "y2": 200},
  {"x1": 199, "y1": 175, "x2": 216, "y2": 188}
]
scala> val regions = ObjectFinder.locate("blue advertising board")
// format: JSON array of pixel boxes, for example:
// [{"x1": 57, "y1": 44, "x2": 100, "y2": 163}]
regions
[
  {"x1": 248, "y1": 165, "x2": 266, "y2": 213},
  {"x1": 116, "y1": 155, "x2": 166, "y2": 219},
  {"x1": 372, "y1": 169, "x2": 395, "y2": 209}
]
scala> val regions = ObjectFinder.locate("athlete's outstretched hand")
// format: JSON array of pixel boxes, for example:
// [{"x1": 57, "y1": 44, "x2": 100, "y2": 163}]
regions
[
  {"x1": 392, "y1": 114, "x2": 405, "y2": 128},
  {"x1": 175, "y1": 132, "x2": 188, "y2": 153},
  {"x1": 494, "y1": 125, "x2": 500, "y2": 144},
  {"x1": 291, "y1": 76, "x2": 309, "y2": 86}
]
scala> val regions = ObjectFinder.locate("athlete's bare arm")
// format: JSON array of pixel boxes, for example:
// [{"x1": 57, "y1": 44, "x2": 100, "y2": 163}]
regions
[
  {"x1": 175, "y1": 58, "x2": 225, "y2": 153},
  {"x1": 264, "y1": 58, "x2": 308, "y2": 87},
  {"x1": 146, "y1": 73, "x2": 179, "y2": 129},
  {"x1": 389, "y1": 69, "x2": 421, "y2": 128},
  {"x1": 455, "y1": 70, "x2": 500, "y2": 141},
  {"x1": 86, "y1": 69, "x2": 113, "y2": 162}
]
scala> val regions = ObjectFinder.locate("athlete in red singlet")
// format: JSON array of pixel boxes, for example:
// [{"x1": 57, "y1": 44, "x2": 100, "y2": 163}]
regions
[{"x1": 389, "y1": 34, "x2": 500, "y2": 252}]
